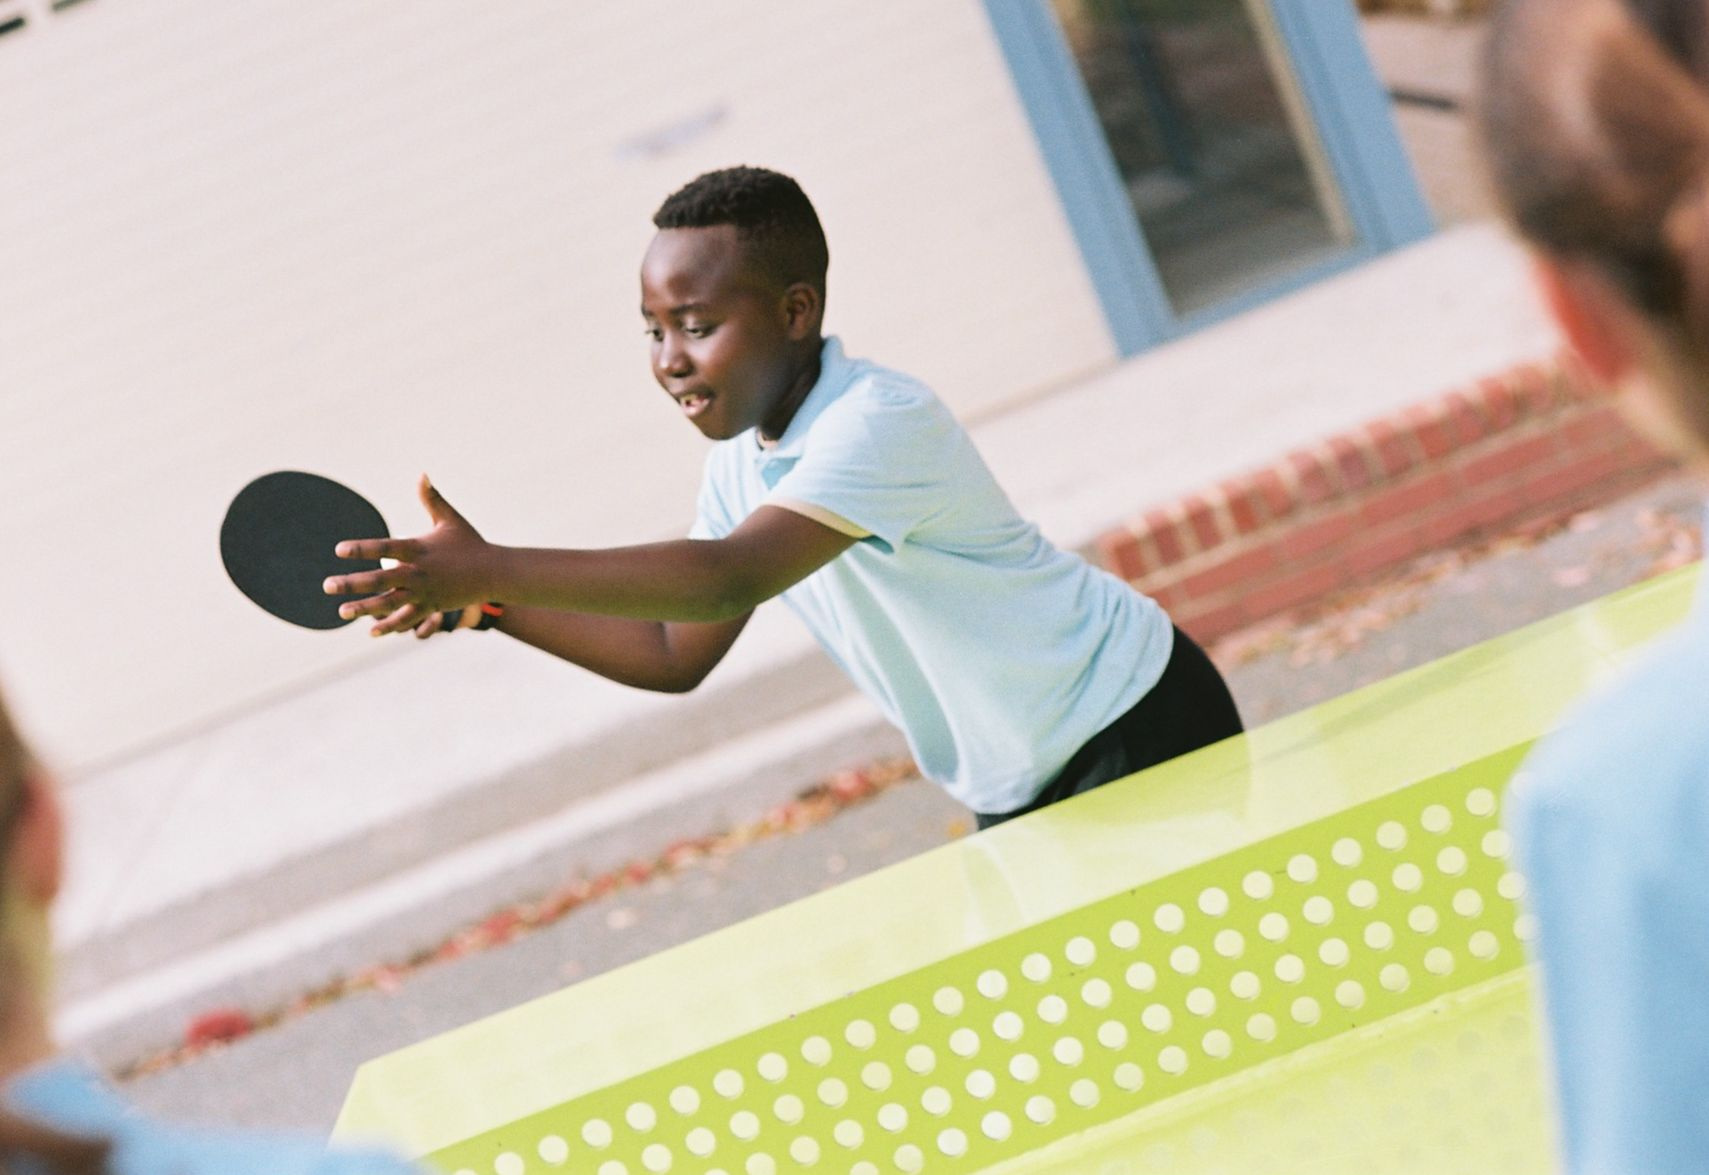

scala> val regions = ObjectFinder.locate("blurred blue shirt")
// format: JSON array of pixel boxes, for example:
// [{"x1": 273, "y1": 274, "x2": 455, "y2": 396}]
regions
[
  {"x1": 691, "y1": 337, "x2": 1173, "y2": 815},
  {"x1": 1509, "y1": 559, "x2": 1709, "y2": 1175},
  {"x1": 5, "y1": 1060, "x2": 422, "y2": 1174}
]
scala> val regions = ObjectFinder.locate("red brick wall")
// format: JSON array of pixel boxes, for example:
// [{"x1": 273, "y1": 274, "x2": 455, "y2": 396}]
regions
[{"x1": 1092, "y1": 356, "x2": 1675, "y2": 643}]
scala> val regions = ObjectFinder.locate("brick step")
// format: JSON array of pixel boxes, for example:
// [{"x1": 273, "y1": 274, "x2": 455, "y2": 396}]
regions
[{"x1": 1094, "y1": 356, "x2": 1675, "y2": 642}]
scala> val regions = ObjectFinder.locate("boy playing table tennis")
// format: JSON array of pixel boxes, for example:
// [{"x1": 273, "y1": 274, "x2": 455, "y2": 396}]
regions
[{"x1": 325, "y1": 166, "x2": 1241, "y2": 827}]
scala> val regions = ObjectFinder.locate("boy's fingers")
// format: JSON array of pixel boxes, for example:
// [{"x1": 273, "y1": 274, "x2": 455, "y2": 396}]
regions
[
  {"x1": 418, "y1": 474, "x2": 473, "y2": 531},
  {"x1": 335, "y1": 538, "x2": 415, "y2": 562},
  {"x1": 336, "y1": 590, "x2": 409, "y2": 621},
  {"x1": 413, "y1": 612, "x2": 446, "y2": 640},
  {"x1": 324, "y1": 566, "x2": 415, "y2": 597},
  {"x1": 371, "y1": 604, "x2": 422, "y2": 637}
]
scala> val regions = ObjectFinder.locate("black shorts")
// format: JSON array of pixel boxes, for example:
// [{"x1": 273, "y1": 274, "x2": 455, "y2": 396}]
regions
[{"x1": 975, "y1": 626, "x2": 1244, "y2": 830}]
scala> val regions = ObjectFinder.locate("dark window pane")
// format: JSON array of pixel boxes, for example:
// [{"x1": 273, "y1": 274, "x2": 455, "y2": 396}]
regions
[{"x1": 1052, "y1": 0, "x2": 1355, "y2": 316}]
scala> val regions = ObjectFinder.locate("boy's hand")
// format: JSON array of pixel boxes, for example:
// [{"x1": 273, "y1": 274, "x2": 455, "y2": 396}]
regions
[
  {"x1": 323, "y1": 475, "x2": 495, "y2": 636},
  {"x1": 410, "y1": 609, "x2": 472, "y2": 639},
  {"x1": 413, "y1": 611, "x2": 449, "y2": 639}
]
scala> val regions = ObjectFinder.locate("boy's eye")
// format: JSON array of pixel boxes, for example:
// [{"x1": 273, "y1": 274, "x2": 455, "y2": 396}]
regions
[
  {"x1": 683, "y1": 323, "x2": 714, "y2": 338},
  {"x1": 644, "y1": 325, "x2": 663, "y2": 341}
]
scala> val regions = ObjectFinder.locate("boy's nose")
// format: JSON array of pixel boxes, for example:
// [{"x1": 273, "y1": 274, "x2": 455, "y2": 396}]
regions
[{"x1": 657, "y1": 342, "x2": 692, "y2": 379}]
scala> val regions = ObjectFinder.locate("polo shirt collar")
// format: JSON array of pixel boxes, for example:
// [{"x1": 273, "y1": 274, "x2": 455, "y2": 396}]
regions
[{"x1": 753, "y1": 336, "x2": 852, "y2": 463}]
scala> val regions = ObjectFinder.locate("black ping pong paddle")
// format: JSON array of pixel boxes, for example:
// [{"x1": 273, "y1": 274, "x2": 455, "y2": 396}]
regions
[{"x1": 220, "y1": 470, "x2": 390, "y2": 630}]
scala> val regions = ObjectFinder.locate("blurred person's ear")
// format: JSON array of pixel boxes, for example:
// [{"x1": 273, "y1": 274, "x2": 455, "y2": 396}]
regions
[
  {"x1": 1532, "y1": 256, "x2": 1643, "y2": 386},
  {"x1": 1534, "y1": 253, "x2": 1709, "y2": 462},
  {"x1": 8, "y1": 775, "x2": 63, "y2": 908},
  {"x1": 0, "y1": 771, "x2": 66, "y2": 1071}
]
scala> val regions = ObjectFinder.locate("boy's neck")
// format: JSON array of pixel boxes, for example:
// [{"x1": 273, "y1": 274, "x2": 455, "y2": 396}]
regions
[{"x1": 757, "y1": 339, "x2": 824, "y2": 444}]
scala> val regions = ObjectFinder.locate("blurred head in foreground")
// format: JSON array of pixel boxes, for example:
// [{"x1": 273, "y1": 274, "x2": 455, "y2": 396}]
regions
[
  {"x1": 1481, "y1": 0, "x2": 1709, "y2": 466},
  {"x1": 0, "y1": 688, "x2": 107, "y2": 1172},
  {"x1": 1481, "y1": 9, "x2": 1709, "y2": 1174}
]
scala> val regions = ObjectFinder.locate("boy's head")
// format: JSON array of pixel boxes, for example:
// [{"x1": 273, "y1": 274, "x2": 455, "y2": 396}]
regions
[
  {"x1": 652, "y1": 166, "x2": 829, "y2": 298},
  {"x1": 642, "y1": 167, "x2": 829, "y2": 441}
]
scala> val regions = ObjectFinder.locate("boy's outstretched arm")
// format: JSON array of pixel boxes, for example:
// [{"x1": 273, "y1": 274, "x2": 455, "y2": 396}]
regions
[
  {"x1": 324, "y1": 475, "x2": 857, "y2": 640},
  {"x1": 484, "y1": 608, "x2": 752, "y2": 694}
]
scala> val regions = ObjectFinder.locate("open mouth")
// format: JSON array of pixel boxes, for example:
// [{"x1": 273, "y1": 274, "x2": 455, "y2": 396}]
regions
[{"x1": 676, "y1": 390, "x2": 714, "y2": 419}]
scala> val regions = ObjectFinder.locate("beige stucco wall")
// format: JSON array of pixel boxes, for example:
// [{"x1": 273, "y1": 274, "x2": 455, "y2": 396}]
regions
[{"x1": 0, "y1": 0, "x2": 1116, "y2": 768}]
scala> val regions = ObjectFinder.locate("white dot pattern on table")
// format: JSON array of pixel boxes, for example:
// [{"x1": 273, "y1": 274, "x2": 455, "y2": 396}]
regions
[
  {"x1": 1125, "y1": 995, "x2": 1549, "y2": 1175},
  {"x1": 432, "y1": 760, "x2": 1531, "y2": 1175}
]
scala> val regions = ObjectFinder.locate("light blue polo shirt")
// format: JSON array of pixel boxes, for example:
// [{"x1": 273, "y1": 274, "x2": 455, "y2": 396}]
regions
[
  {"x1": 5, "y1": 1060, "x2": 424, "y2": 1174},
  {"x1": 1507, "y1": 556, "x2": 1709, "y2": 1175},
  {"x1": 690, "y1": 336, "x2": 1173, "y2": 815}
]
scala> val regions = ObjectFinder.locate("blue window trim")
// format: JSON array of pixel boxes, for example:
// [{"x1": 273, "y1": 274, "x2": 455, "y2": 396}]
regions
[
  {"x1": 983, "y1": 0, "x2": 1433, "y2": 356},
  {"x1": 1271, "y1": 0, "x2": 1434, "y2": 247}
]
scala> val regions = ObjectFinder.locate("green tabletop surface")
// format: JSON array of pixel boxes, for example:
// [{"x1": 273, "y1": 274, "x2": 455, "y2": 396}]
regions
[{"x1": 337, "y1": 566, "x2": 1699, "y2": 1174}]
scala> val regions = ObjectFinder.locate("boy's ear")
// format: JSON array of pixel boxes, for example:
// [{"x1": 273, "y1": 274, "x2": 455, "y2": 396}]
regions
[
  {"x1": 780, "y1": 282, "x2": 823, "y2": 341},
  {"x1": 1531, "y1": 255, "x2": 1642, "y2": 386}
]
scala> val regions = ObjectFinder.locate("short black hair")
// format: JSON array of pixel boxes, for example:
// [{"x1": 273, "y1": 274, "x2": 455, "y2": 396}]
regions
[{"x1": 653, "y1": 166, "x2": 829, "y2": 295}]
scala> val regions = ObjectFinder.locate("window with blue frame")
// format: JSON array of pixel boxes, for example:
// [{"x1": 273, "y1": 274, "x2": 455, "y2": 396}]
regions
[{"x1": 987, "y1": 0, "x2": 1431, "y2": 353}]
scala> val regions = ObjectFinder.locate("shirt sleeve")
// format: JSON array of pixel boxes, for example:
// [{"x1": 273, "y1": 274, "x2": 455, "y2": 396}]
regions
[
  {"x1": 314, "y1": 1148, "x2": 437, "y2": 1174},
  {"x1": 1508, "y1": 711, "x2": 1709, "y2": 1175},
  {"x1": 765, "y1": 381, "x2": 958, "y2": 552},
  {"x1": 769, "y1": 498, "x2": 872, "y2": 539}
]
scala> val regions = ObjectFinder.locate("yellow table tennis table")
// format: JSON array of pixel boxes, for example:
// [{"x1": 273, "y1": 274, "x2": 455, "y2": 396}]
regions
[{"x1": 336, "y1": 566, "x2": 1701, "y2": 1175}]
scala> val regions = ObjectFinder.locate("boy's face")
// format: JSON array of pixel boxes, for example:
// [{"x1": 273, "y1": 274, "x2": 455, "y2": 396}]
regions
[{"x1": 641, "y1": 225, "x2": 810, "y2": 441}]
